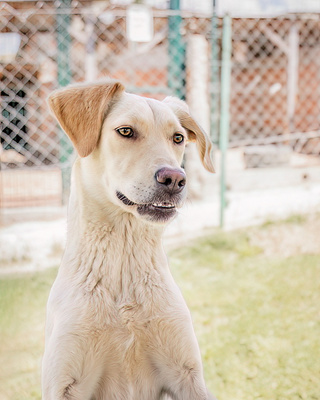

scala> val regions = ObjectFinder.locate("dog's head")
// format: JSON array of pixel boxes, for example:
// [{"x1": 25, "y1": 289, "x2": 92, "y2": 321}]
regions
[{"x1": 49, "y1": 80, "x2": 214, "y2": 224}]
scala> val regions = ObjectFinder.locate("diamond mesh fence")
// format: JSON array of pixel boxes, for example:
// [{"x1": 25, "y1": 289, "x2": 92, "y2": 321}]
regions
[
  {"x1": 0, "y1": 1, "x2": 218, "y2": 208},
  {"x1": 0, "y1": 1, "x2": 319, "y2": 225},
  {"x1": 230, "y1": 16, "x2": 320, "y2": 168}
]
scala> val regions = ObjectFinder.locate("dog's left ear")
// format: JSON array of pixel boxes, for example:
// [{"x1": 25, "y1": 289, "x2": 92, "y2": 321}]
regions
[
  {"x1": 48, "y1": 80, "x2": 125, "y2": 157},
  {"x1": 163, "y1": 97, "x2": 215, "y2": 173}
]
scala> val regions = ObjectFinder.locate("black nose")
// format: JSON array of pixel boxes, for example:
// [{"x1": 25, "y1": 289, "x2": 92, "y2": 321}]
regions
[{"x1": 155, "y1": 167, "x2": 186, "y2": 193}]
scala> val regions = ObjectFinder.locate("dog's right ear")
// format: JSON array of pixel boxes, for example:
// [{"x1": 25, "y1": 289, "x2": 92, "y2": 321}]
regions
[{"x1": 48, "y1": 80, "x2": 125, "y2": 157}]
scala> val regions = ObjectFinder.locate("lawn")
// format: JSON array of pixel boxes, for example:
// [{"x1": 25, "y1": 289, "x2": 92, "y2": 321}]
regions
[{"x1": 0, "y1": 217, "x2": 319, "y2": 400}]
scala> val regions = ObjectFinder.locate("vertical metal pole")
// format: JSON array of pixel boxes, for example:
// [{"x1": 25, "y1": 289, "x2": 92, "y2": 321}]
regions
[
  {"x1": 168, "y1": 0, "x2": 185, "y2": 99},
  {"x1": 85, "y1": 15, "x2": 97, "y2": 82},
  {"x1": 56, "y1": 0, "x2": 72, "y2": 203},
  {"x1": 210, "y1": 0, "x2": 220, "y2": 145},
  {"x1": 287, "y1": 23, "x2": 299, "y2": 133},
  {"x1": 57, "y1": 0, "x2": 72, "y2": 88},
  {"x1": 219, "y1": 15, "x2": 232, "y2": 228}
]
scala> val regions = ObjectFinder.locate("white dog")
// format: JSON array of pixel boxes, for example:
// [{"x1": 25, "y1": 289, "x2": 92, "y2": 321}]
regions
[{"x1": 42, "y1": 80, "x2": 215, "y2": 400}]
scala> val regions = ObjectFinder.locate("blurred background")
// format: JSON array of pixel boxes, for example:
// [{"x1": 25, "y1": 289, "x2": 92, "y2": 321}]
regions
[
  {"x1": 0, "y1": 0, "x2": 319, "y2": 228},
  {"x1": 0, "y1": 0, "x2": 319, "y2": 399}
]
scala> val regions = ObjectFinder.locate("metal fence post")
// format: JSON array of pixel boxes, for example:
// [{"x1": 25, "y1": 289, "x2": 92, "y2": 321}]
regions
[
  {"x1": 56, "y1": 0, "x2": 73, "y2": 203},
  {"x1": 219, "y1": 15, "x2": 232, "y2": 228},
  {"x1": 210, "y1": 1, "x2": 220, "y2": 145},
  {"x1": 168, "y1": 0, "x2": 185, "y2": 99}
]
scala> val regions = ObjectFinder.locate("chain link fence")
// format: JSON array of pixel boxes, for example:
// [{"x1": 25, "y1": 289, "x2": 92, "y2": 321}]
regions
[
  {"x1": 0, "y1": 1, "x2": 319, "y2": 226},
  {"x1": 0, "y1": 1, "x2": 218, "y2": 208},
  {"x1": 230, "y1": 16, "x2": 320, "y2": 166}
]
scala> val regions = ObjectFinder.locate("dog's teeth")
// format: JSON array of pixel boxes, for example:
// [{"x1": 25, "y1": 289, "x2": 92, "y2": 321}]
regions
[{"x1": 152, "y1": 202, "x2": 174, "y2": 208}]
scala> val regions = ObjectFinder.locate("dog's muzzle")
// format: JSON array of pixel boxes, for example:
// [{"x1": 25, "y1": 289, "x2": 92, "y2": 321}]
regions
[{"x1": 116, "y1": 167, "x2": 186, "y2": 223}]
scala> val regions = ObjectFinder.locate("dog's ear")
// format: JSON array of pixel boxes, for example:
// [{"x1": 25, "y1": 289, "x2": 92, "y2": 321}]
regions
[
  {"x1": 163, "y1": 97, "x2": 215, "y2": 173},
  {"x1": 48, "y1": 80, "x2": 125, "y2": 157}
]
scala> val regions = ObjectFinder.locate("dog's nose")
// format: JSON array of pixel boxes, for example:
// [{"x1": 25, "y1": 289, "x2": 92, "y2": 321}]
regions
[{"x1": 155, "y1": 167, "x2": 186, "y2": 192}]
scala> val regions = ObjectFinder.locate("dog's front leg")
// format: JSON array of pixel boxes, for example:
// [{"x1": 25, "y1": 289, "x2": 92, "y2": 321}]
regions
[
  {"x1": 152, "y1": 315, "x2": 217, "y2": 400},
  {"x1": 42, "y1": 332, "x2": 101, "y2": 400},
  {"x1": 155, "y1": 347, "x2": 214, "y2": 400}
]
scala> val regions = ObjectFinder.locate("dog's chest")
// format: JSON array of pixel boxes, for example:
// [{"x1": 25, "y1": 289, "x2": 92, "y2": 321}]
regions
[
  {"x1": 90, "y1": 300, "x2": 165, "y2": 383},
  {"x1": 90, "y1": 278, "x2": 181, "y2": 350}
]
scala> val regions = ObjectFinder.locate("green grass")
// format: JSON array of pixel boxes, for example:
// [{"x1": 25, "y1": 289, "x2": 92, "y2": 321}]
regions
[
  {"x1": 0, "y1": 223, "x2": 319, "y2": 400},
  {"x1": 0, "y1": 268, "x2": 57, "y2": 400},
  {"x1": 170, "y1": 231, "x2": 320, "y2": 400},
  {"x1": 262, "y1": 213, "x2": 307, "y2": 228}
]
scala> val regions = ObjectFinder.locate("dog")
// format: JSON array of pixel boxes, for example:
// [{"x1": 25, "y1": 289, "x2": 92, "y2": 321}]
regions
[{"x1": 42, "y1": 80, "x2": 216, "y2": 400}]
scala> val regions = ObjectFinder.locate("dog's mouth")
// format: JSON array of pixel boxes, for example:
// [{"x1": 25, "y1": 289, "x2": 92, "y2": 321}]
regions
[
  {"x1": 116, "y1": 191, "x2": 180, "y2": 222},
  {"x1": 116, "y1": 192, "x2": 137, "y2": 207}
]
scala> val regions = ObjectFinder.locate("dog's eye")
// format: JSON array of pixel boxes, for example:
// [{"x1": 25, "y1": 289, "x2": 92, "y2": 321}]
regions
[
  {"x1": 116, "y1": 127, "x2": 134, "y2": 138},
  {"x1": 173, "y1": 133, "x2": 184, "y2": 144}
]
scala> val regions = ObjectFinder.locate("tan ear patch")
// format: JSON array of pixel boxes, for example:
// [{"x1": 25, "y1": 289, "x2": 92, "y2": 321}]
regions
[
  {"x1": 163, "y1": 97, "x2": 215, "y2": 173},
  {"x1": 48, "y1": 80, "x2": 125, "y2": 157}
]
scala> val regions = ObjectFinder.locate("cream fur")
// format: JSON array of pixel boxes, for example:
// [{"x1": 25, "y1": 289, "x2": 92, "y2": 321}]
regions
[{"x1": 42, "y1": 80, "x2": 215, "y2": 400}]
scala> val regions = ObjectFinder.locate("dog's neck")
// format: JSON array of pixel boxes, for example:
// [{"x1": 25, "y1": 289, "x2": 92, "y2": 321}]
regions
[{"x1": 61, "y1": 163, "x2": 168, "y2": 294}]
